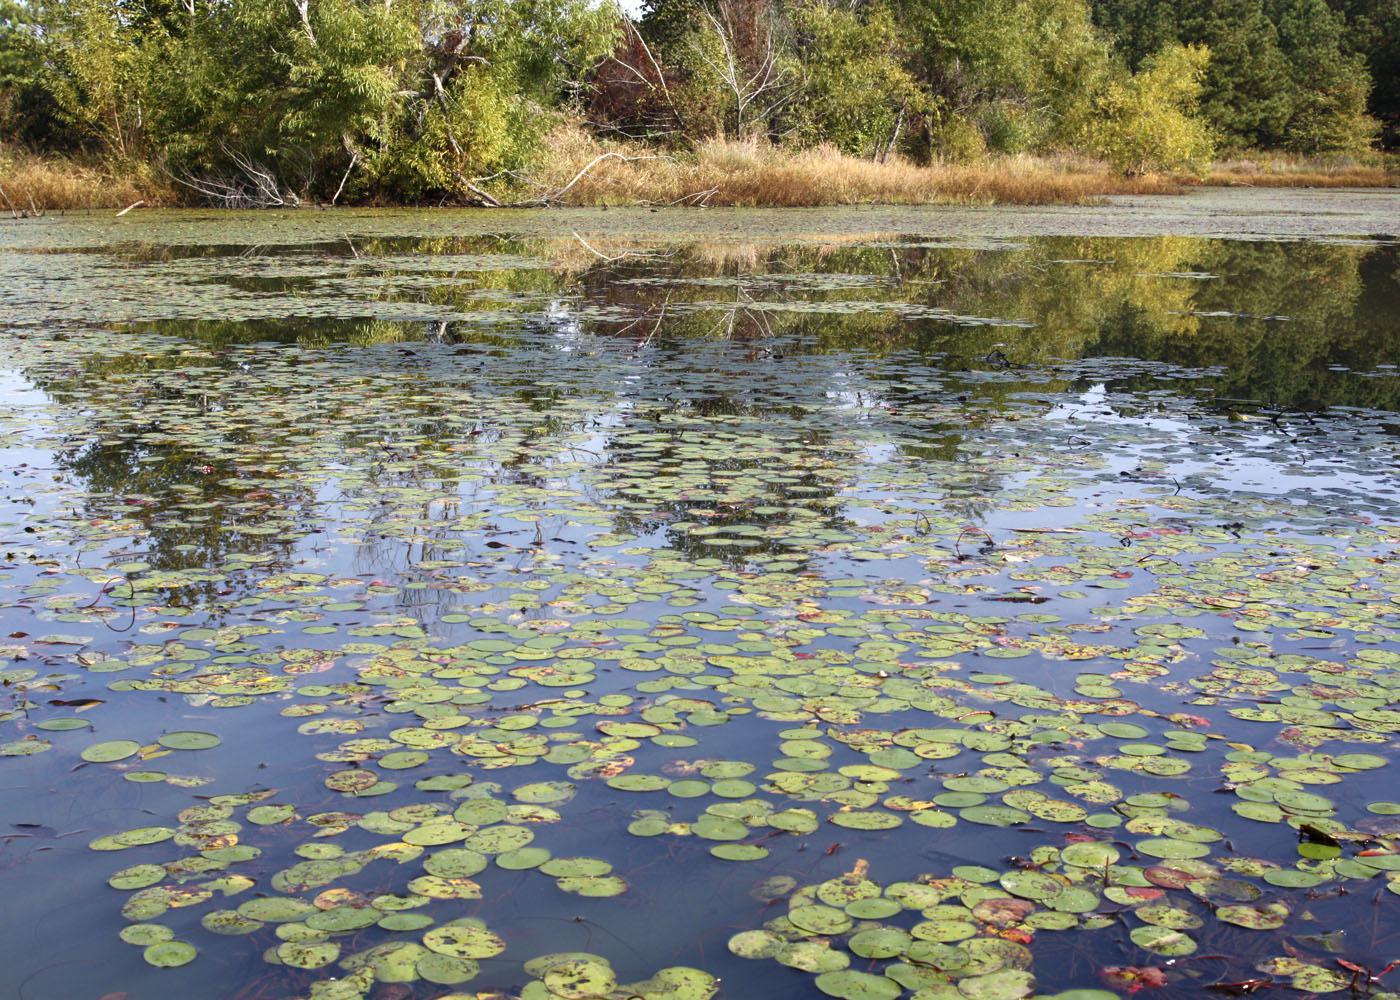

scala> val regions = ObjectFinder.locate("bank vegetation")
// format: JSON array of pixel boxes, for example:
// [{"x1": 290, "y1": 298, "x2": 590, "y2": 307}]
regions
[{"x1": 1, "y1": 0, "x2": 1395, "y2": 210}]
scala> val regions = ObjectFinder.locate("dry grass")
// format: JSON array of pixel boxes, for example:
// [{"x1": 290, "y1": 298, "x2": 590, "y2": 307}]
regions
[
  {"x1": 529, "y1": 130, "x2": 1182, "y2": 207},
  {"x1": 0, "y1": 147, "x2": 174, "y2": 213},
  {"x1": 1198, "y1": 152, "x2": 1397, "y2": 188},
  {"x1": 4, "y1": 133, "x2": 1394, "y2": 213}
]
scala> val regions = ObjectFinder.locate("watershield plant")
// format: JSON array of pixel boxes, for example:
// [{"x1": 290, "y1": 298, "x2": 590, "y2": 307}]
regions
[{"x1": 0, "y1": 225, "x2": 1397, "y2": 999}]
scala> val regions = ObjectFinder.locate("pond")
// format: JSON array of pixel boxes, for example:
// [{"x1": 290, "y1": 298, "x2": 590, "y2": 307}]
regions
[{"x1": 1, "y1": 196, "x2": 1399, "y2": 1000}]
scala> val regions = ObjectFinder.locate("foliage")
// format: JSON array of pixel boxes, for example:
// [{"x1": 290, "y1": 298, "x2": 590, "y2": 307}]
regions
[
  {"x1": 1333, "y1": 0, "x2": 1398, "y2": 143},
  {"x1": 1271, "y1": 0, "x2": 1380, "y2": 151},
  {"x1": 37, "y1": 0, "x2": 158, "y2": 158},
  {"x1": 27, "y1": 0, "x2": 617, "y2": 203},
  {"x1": 885, "y1": 0, "x2": 1121, "y2": 156},
  {"x1": 781, "y1": 2, "x2": 923, "y2": 157},
  {"x1": 1082, "y1": 44, "x2": 1216, "y2": 172},
  {"x1": 4, "y1": 0, "x2": 1387, "y2": 203},
  {"x1": 0, "y1": 0, "x2": 60, "y2": 145},
  {"x1": 1091, "y1": 0, "x2": 1382, "y2": 151}
]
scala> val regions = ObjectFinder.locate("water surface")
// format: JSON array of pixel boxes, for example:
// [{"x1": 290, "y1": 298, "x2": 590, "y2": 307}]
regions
[{"x1": 2, "y1": 205, "x2": 1399, "y2": 1000}]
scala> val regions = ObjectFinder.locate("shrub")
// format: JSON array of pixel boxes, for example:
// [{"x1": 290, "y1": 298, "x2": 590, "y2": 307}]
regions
[
  {"x1": 1085, "y1": 44, "x2": 1215, "y2": 173},
  {"x1": 782, "y1": 2, "x2": 922, "y2": 157}
]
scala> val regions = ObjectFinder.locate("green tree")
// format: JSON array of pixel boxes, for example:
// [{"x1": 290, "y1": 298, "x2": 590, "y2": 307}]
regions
[
  {"x1": 890, "y1": 0, "x2": 1121, "y2": 156},
  {"x1": 32, "y1": 0, "x2": 619, "y2": 202},
  {"x1": 1269, "y1": 0, "x2": 1379, "y2": 151},
  {"x1": 39, "y1": 0, "x2": 159, "y2": 158},
  {"x1": 782, "y1": 1, "x2": 922, "y2": 157},
  {"x1": 1082, "y1": 43, "x2": 1215, "y2": 172},
  {"x1": 1092, "y1": 0, "x2": 1379, "y2": 150},
  {"x1": 1174, "y1": 0, "x2": 1295, "y2": 148},
  {"x1": 0, "y1": 0, "x2": 54, "y2": 144},
  {"x1": 1334, "y1": 0, "x2": 1398, "y2": 144}
]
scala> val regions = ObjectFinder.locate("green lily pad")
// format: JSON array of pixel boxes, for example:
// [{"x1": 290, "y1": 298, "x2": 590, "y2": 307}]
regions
[
  {"x1": 849, "y1": 927, "x2": 912, "y2": 959},
  {"x1": 728, "y1": 929, "x2": 784, "y2": 959},
  {"x1": 1218, "y1": 902, "x2": 1289, "y2": 929},
  {"x1": 277, "y1": 940, "x2": 340, "y2": 969},
  {"x1": 789, "y1": 904, "x2": 854, "y2": 935},
  {"x1": 814, "y1": 970, "x2": 902, "y2": 1000},
  {"x1": 544, "y1": 958, "x2": 617, "y2": 999},
  {"x1": 1130, "y1": 925, "x2": 1196, "y2": 956},
  {"x1": 157, "y1": 731, "x2": 221, "y2": 750},
  {"x1": 143, "y1": 941, "x2": 197, "y2": 968},
  {"x1": 497, "y1": 846, "x2": 552, "y2": 870},
  {"x1": 423, "y1": 924, "x2": 506, "y2": 959},
  {"x1": 958, "y1": 970, "x2": 1036, "y2": 1000},
  {"x1": 82, "y1": 740, "x2": 141, "y2": 763}
]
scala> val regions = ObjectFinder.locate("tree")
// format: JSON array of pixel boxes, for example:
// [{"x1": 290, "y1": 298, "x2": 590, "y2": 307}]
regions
[
  {"x1": 1092, "y1": 0, "x2": 1380, "y2": 151},
  {"x1": 0, "y1": 0, "x2": 59, "y2": 145},
  {"x1": 1269, "y1": 0, "x2": 1379, "y2": 151},
  {"x1": 30, "y1": 0, "x2": 619, "y2": 202},
  {"x1": 1083, "y1": 43, "x2": 1215, "y2": 172},
  {"x1": 586, "y1": 20, "x2": 687, "y2": 141},
  {"x1": 1333, "y1": 0, "x2": 1398, "y2": 144},
  {"x1": 890, "y1": 0, "x2": 1121, "y2": 157},
  {"x1": 1173, "y1": 0, "x2": 1295, "y2": 148},
  {"x1": 39, "y1": 0, "x2": 159, "y2": 158},
  {"x1": 667, "y1": 0, "x2": 795, "y2": 141},
  {"x1": 782, "y1": 1, "x2": 922, "y2": 157}
]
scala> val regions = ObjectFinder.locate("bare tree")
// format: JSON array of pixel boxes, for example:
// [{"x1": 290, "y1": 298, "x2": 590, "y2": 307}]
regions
[
  {"x1": 586, "y1": 19, "x2": 687, "y2": 140},
  {"x1": 691, "y1": 1, "x2": 795, "y2": 140}
]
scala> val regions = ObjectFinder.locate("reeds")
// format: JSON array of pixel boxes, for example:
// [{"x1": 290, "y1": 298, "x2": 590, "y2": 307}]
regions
[
  {"x1": 3, "y1": 133, "x2": 1393, "y2": 213},
  {"x1": 528, "y1": 131, "x2": 1183, "y2": 207},
  {"x1": 1197, "y1": 152, "x2": 1394, "y2": 188},
  {"x1": 0, "y1": 147, "x2": 173, "y2": 213}
]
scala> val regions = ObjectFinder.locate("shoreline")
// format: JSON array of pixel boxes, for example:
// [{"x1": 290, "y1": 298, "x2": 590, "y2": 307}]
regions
[
  {"x1": 3, "y1": 188, "x2": 1398, "y2": 249},
  {"x1": 2, "y1": 145, "x2": 1394, "y2": 217}
]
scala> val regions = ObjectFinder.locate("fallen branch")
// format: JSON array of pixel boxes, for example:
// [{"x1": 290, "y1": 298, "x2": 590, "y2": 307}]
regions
[
  {"x1": 0, "y1": 183, "x2": 44, "y2": 219},
  {"x1": 663, "y1": 186, "x2": 718, "y2": 207},
  {"x1": 329, "y1": 144, "x2": 360, "y2": 207},
  {"x1": 513, "y1": 151, "x2": 664, "y2": 207},
  {"x1": 458, "y1": 176, "x2": 502, "y2": 208},
  {"x1": 115, "y1": 201, "x2": 145, "y2": 217},
  {"x1": 168, "y1": 145, "x2": 300, "y2": 208}
]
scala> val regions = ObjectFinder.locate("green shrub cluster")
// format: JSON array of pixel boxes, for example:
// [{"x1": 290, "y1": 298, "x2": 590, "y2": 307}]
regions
[{"x1": 0, "y1": 0, "x2": 1389, "y2": 201}]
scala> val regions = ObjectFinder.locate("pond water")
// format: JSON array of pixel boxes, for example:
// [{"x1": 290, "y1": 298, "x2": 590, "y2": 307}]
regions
[{"x1": 1, "y1": 203, "x2": 1399, "y2": 1000}]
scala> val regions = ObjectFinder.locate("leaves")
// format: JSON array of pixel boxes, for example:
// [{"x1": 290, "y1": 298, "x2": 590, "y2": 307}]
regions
[{"x1": 0, "y1": 226, "x2": 1398, "y2": 1000}]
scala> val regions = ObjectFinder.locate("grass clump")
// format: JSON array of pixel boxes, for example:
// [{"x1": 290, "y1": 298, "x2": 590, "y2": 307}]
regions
[
  {"x1": 0, "y1": 147, "x2": 173, "y2": 214},
  {"x1": 527, "y1": 130, "x2": 1182, "y2": 207},
  {"x1": 1201, "y1": 153, "x2": 1395, "y2": 188}
]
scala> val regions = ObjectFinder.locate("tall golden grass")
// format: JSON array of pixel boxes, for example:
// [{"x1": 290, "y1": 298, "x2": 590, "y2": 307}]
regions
[
  {"x1": 0, "y1": 147, "x2": 172, "y2": 212},
  {"x1": 1196, "y1": 152, "x2": 1394, "y2": 188},
  {"x1": 2, "y1": 132, "x2": 1394, "y2": 213},
  {"x1": 528, "y1": 130, "x2": 1182, "y2": 207}
]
